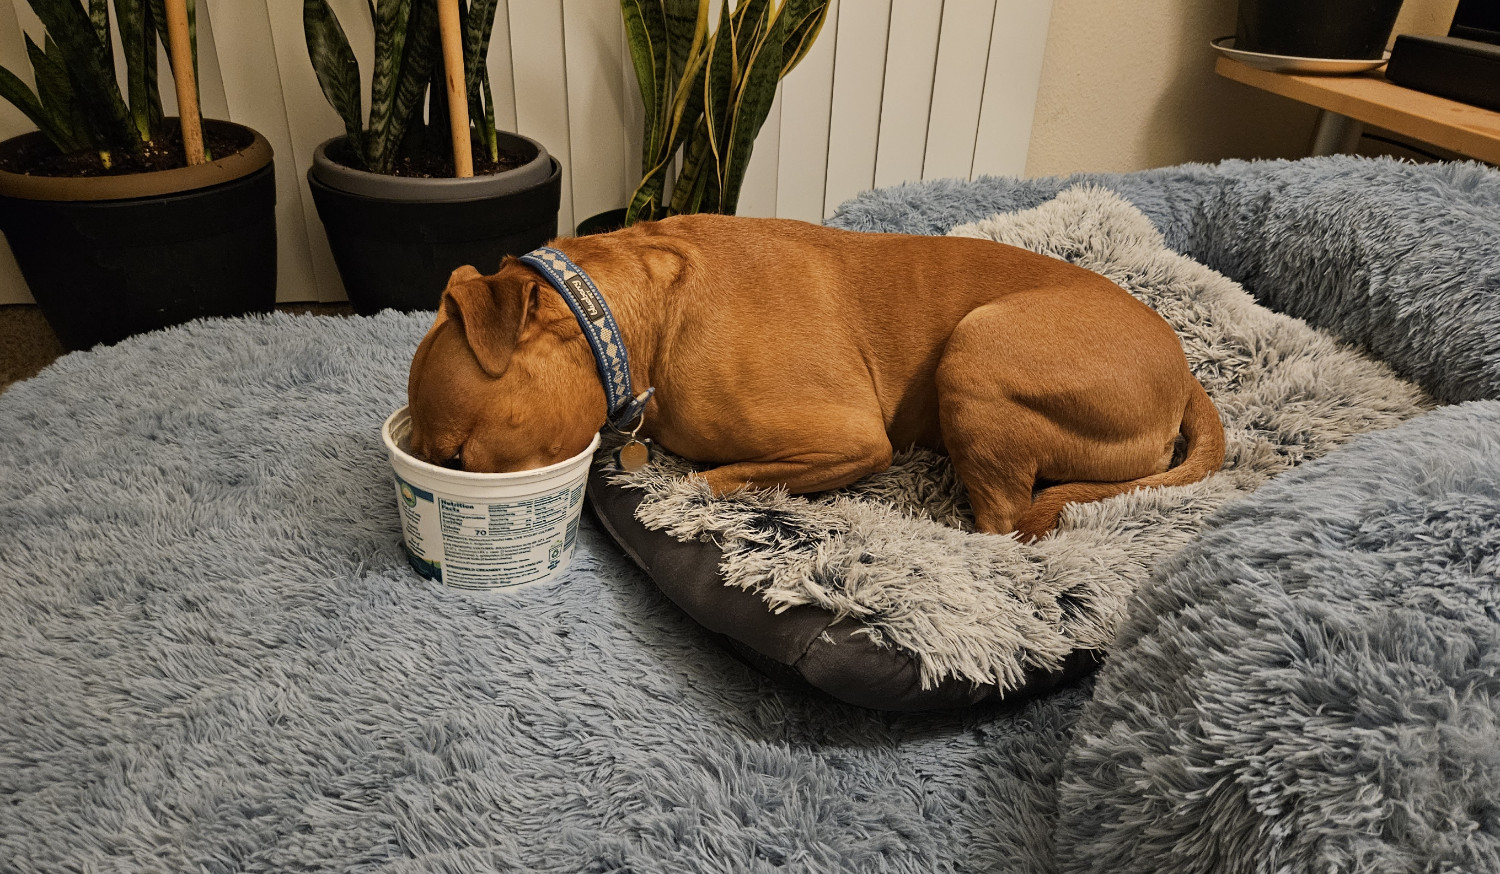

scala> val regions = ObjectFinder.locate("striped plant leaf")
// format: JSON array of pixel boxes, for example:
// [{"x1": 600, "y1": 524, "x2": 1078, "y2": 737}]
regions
[
  {"x1": 304, "y1": 0, "x2": 365, "y2": 163},
  {"x1": 89, "y1": 0, "x2": 111, "y2": 80},
  {"x1": 114, "y1": 0, "x2": 155, "y2": 140},
  {"x1": 778, "y1": 0, "x2": 828, "y2": 76},
  {"x1": 460, "y1": 0, "x2": 498, "y2": 159},
  {"x1": 668, "y1": 0, "x2": 734, "y2": 214},
  {"x1": 461, "y1": 0, "x2": 498, "y2": 103},
  {"x1": 367, "y1": 0, "x2": 412, "y2": 171},
  {"x1": 139, "y1": 0, "x2": 163, "y2": 137},
  {"x1": 0, "y1": 62, "x2": 79, "y2": 152},
  {"x1": 621, "y1": 0, "x2": 666, "y2": 158},
  {"x1": 26, "y1": 34, "x2": 87, "y2": 150},
  {"x1": 479, "y1": 75, "x2": 497, "y2": 162},
  {"x1": 42, "y1": 35, "x2": 99, "y2": 151},
  {"x1": 383, "y1": 0, "x2": 438, "y2": 172},
  {"x1": 718, "y1": 4, "x2": 784, "y2": 214},
  {"x1": 29, "y1": 0, "x2": 141, "y2": 154}
]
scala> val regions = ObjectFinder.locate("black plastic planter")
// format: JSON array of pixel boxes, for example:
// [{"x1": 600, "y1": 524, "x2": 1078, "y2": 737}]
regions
[
  {"x1": 0, "y1": 122, "x2": 277, "y2": 351},
  {"x1": 577, "y1": 207, "x2": 628, "y2": 236},
  {"x1": 308, "y1": 131, "x2": 562, "y2": 315},
  {"x1": 1235, "y1": 0, "x2": 1405, "y2": 59}
]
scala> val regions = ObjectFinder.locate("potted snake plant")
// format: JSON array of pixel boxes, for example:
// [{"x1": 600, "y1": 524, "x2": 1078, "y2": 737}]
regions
[
  {"x1": 610, "y1": 0, "x2": 829, "y2": 230},
  {"x1": 0, "y1": 0, "x2": 276, "y2": 351},
  {"x1": 303, "y1": 0, "x2": 560, "y2": 314}
]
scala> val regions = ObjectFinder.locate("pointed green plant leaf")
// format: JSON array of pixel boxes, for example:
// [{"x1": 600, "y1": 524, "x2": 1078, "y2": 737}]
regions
[
  {"x1": 89, "y1": 0, "x2": 112, "y2": 78},
  {"x1": 113, "y1": 0, "x2": 152, "y2": 139},
  {"x1": 778, "y1": 0, "x2": 828, "y2": 76},
  {"x1": 662, "y1": 0, "x2": 702, "y2": 84},
  {"x1": 382, "y1": 0, "x2": 438, "y2": 173},
  {"x1": 480, "y1": 75, "x2": 497, "y2": 161},
  {"x1": 139, "y1": 0, "x2": 163, "y2": 137},
  {"x1": 29, "y1": 0, "x2": 140, "y2": 153},
  {"x1": 621, "y1": 0, "x2": 664, "y2": 159},
  {"x1": 303, "y1": 0, "x2": 365, "y2": 163},
  {"x1": 669, "y1": 113, "x2": 711, "y2": 214},
  {"x1": 0, "y1": 63, "x2": 79, "y2": 152},
  {"x1": 462, "y1": 0, "x2": 498, "y2": 100},
  {"x1": 367, "y1": 0, "x2": 411, "y2": 170},
  {"x1": 698, "y1": 0, "x2": 737, "y2": 176},
  {"x1": 39, "y1": 35, "x2": 99, "y2": 151},
  {"x1": 26, "y1": 34, "x2": 85, "y2": 149},
  {"x1": 719, "y1": 8, "x2": 783, "y2": 214},
  {"x1": 460, "y1": 0, "x2": 500, "y2": 152}
]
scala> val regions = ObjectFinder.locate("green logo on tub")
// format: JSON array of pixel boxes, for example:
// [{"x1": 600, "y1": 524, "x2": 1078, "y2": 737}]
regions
[{"x1": 400, "y1": 481, "x2": 418, "y2": 509}]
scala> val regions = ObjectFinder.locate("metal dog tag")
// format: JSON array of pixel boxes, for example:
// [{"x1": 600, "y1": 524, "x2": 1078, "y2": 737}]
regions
[{"x1": 615, "y1": 439, "x2": 652, "y2": 472}]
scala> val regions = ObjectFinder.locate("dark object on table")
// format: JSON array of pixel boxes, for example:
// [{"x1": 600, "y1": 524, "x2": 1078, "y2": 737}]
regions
[
  {"x1": 1234, "y1": 0, "x2": 1405, "y2": 60},
  {"x1": 1386, "y1": 35, "x2": 1500, "y2": 113}
]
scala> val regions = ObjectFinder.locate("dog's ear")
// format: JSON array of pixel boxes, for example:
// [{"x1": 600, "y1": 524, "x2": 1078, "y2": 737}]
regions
[{"x1": 439, "y1": 266, "x2": 539, "y2": 378}]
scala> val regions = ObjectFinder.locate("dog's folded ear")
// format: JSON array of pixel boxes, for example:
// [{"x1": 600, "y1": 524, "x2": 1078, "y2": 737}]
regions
[{"x1": 440, "y1": 266, "x2": 539, "y2": 378}]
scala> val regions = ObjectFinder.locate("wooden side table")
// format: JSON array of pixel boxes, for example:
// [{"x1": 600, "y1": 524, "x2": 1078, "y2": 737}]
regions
[{"x1": 1214, "y1": 56, "x2": 1500, "y2": 164}]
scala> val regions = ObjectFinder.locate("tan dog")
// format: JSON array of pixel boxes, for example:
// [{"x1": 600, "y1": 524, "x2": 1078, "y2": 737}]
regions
[{"x1": 407, "y1": 214, "x2": 1225, "y2": 540}]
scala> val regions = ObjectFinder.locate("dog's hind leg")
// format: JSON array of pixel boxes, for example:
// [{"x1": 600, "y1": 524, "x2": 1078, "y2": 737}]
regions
[{"x1": 935, "y1": 301, "x2": 1060, "y2": 537}]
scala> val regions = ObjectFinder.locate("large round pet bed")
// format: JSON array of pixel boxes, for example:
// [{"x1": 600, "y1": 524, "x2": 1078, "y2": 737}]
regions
[
  {"x1": 588, "y1": 184, "x2": 1429, "y2": 710},
  {"x1": 3, "y1": 156, "x2": 1498, "y2": 873}
]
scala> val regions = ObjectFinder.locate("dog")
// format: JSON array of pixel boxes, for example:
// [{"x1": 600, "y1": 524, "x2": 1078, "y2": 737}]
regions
[{"x1": 406, "y1": 214, "x2": 1225, "y2": 540}]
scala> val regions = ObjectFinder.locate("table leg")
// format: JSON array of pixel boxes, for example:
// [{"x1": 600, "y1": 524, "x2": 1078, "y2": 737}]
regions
[{"x1": 1309, "y1": 110, "x2": 1364, "y2": 156}]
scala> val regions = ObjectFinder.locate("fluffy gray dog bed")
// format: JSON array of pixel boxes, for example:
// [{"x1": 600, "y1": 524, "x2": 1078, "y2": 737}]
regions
[{"x1": 590, "y1": 185, "x2": 1430, "y2": 709}]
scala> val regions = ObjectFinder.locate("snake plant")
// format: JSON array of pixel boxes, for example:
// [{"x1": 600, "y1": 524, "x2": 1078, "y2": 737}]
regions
[
  {"x1": 622, "y1": 0, "x2": 829, "y2": 225},
  {"x1": 0, "y1": 0, "x2": 200, "y2": 169},
  {"x1": 304, "y1": 0, "x2": 503, "y2": 175}
]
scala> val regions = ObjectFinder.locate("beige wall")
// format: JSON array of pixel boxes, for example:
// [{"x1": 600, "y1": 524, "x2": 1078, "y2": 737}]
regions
[{"x1": 1025, "y1": 0, "x2": 1462, "y2": 176}]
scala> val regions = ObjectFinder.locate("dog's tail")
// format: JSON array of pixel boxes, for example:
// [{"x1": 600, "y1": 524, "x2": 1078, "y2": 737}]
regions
[{"x1": 1013, "y1": 378, "x2": 1226, "y2": 541}]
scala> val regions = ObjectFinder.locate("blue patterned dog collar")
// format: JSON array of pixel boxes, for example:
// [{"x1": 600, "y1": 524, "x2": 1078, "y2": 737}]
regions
[{"x1": 518, "y1": 246, "x2": 655, "y2": 431}]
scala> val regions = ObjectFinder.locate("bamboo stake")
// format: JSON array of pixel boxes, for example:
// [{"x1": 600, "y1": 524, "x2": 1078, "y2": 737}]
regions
[
  {"x1": 164, "y1": 0, "x2": 206, "y2": 166},
  {"x1": 437, "y1": 0, "x2": 473, "y2": 178}
]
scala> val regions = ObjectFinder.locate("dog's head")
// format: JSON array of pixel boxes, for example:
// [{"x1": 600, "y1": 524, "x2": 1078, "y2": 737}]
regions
[{"x1": 405, "y1": 261, "x2": 604, "y2": 473}]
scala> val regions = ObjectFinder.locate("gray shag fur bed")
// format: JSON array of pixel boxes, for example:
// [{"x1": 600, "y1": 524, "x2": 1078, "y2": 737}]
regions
[
  {"x1": 1, "y1": 156, "x2": 1497, "y2": 872},
  {"x1": 602, "y1": 185, "x2": 1430, "y2": 702}
]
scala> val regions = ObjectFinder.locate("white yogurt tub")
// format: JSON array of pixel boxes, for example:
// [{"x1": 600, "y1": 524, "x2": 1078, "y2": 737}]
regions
[{"x1": 382, "y1": 406, "x2": 599, "y2": 591}]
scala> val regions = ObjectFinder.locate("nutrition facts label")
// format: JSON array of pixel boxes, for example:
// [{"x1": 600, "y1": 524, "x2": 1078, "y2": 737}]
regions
[{"x1": 435, "y1": 486, "x2": 583, "y2": 588}]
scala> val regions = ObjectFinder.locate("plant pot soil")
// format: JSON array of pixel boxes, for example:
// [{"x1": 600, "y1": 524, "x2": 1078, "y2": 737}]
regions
[
  {"x1": 308, "y1": 130, "x2": 561, "y2": 315},
  {"x1": 1235, "y1": 0, "x2": 1405, "y2": 60},
  {"x1": 0, "y1": 119, "x2": 277, "y2": 351}
]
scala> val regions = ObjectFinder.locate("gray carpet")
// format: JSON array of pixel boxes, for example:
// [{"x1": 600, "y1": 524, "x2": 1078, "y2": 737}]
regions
[
  {"x1": 0, "y1": 309, "x2": 1082, "y2": 873},
  {"x1": 2, "y1": 155, "x2": 1498, "y2": 872}
]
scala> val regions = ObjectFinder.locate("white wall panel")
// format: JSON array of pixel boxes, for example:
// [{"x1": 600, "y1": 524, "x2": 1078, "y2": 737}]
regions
[
  {"x1": 736, "y1": 85, "x2": 782, "y2": 219},
  {"x1": 776, "y1": 0, "x2": 839, "y2": 224},
  {"x1": 0, "y1": 0, "x2": 1052, "y2": 305},
  {"x1": 972, "y1": 0, "x2": 1052, "y2": 178},
  {"x1": 485, "y1": 0, "x2": 519, "y2": 134},
  {"x1": 822, "y1": 0, "x2": 891, "y2": 218},
  {"x1": 265, "y1": 0, "x2": 349, "y2": 301},
  {"x1": 874, "y1": 0, "x2": 942, "y2": 190},
  {"x1": 205, "y1": 2, "x2": 321, "y2": 303},
  {"x1": 562, "y1": 2, "x2": 630, "y2": 227},
  {"x1": 508, "y1": 0, "x2": 574, "y2": 235},
  {"x1": 923, "y1": 0, "x2": 996, "y2": 182}
]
